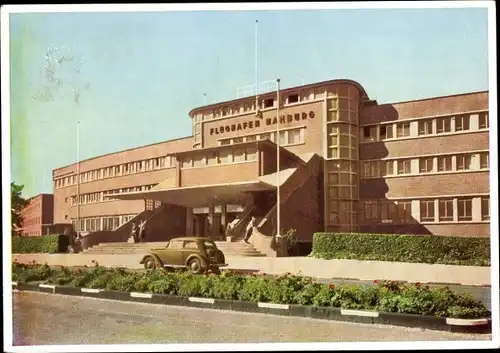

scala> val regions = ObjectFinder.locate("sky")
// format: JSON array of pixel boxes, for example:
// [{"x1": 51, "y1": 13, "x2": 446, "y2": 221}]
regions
[{"x1": 8, "y1": 5, "x2": 490, "y2": 197}]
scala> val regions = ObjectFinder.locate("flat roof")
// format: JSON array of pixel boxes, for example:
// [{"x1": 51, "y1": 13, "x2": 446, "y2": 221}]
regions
[
  {"x1": 382, "y1": 90, "x2": 488, "y2": 107},
  {"x1": 188, "y1": 78, "x2": 370, "y2": 117},
  {"x1": 54, "y1": 135, "x2": 193, "y2": 172}
]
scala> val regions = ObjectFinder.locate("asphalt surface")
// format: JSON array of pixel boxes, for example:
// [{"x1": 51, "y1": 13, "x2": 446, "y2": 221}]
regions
[{"x1": 11, "y1": 291, "x2": 491, "y2": 345}]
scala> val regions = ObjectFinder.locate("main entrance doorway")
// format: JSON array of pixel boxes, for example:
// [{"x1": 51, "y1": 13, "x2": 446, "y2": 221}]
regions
[{"x1": 192, "y1": 205, "x2": 244, "y2": 240}]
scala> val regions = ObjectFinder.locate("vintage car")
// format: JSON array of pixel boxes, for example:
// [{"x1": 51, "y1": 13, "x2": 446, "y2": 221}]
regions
[{"x1": 139, "y1": 236, "x2": 227, "y2": 274}]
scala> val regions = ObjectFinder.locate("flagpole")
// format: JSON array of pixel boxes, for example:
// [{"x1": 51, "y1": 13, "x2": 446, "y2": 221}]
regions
[
  {"x1": 255, "y1": 20, "x2": 259, "y2": 111},
  {"x1": 276, "y1": 78, "x2": 281, "y2": 238}
]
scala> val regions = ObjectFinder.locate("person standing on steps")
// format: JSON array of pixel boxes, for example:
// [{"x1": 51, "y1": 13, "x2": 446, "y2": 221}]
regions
[
  {"x1": 138, "y1": 219, "x2": 147, "y2": 243},
  {"x1": 130, "y1": 221, "x2": 138, "y2": 243},
  {"x1": 244, "y1": 216, "x2": 256, "y2": 244}
]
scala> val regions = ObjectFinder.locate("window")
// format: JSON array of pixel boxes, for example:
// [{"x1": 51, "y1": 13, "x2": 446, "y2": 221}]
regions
[
  {"x1": 278, "y1": 131, "x2": 286, "y2": 146},
  {"x1": 263, "y1": 98, "x2": 274, "y2": 108},
  {"x1": 456, "y1": 154, "x2": 472, "y2": 171},
  {"x1": 419, "y1": 157, "x2": 434, "y2": 173},
  {"x1": 379, "y1": 125, "x2": 393, "y2": 140},
  {"x1": 246, "y1": 135, "x2": 257, "y2": 142},
  {"x1": 364, "y1": 201, "x2": 379, "y2": 220},
  {"x1": 418, "y1": 120, "x2": 433, "y2": 136},
  {"x1": 244, "y1": 103, "x2": 253, "y2": 112},
  {"x1": 420, "y1": 200, "x2": 435, "y2": 222},
  {"x1": 437, "y1": 156, "x2": 452, "y2": 172},
  {"x1": 233, "y1": 137, "x2": 244, "y2": 144},
  {"x1": 288, "y1": 94, "x2": 299, "y2": 104},
  {"x1": 397, "y1": 160, "x2": 411, "y2": 175},
  {"x1": 363, "y1": 161, "x2": 379, "y2": 178},
  {"x1": 259, "y1": 133, "x2": 272, "y2": 141},
  {"x1": 288, "y1": 129, "x2": 301, "y2": 145},
  {"x1": 383, "y1": 161, "x2": 394, "y2": 176},
  {"x1": 233, "y1": 148, "x2": 246, "y2": 163},
  {"x1": 169, "y1": 241, "x2": 184, "y2": 249},
  {"x1": 455, "y1": 115, "x2": 470, "y2": 131},
  {"x1": 457, "y1": 198, "x2": 472, "y2": 221},
  {"x1": 438, "y1": 199, "x2": 454, "y2": 221},
  {"x1": 246, "y1": 147, "x2": 258, "y2": 161},
  {"x1": 380, "y1": 201, "x2": 397, "y2": 221},
  {"x1": 481, "y1": 197, "x2": 490, "y2": 221},
  {"x1": 436, "y1": 117, "x2": 451, "y2": 133},
  {"x1": 480, "y1": 153, "x2": 489, "y2": 169},
  {"x1": 479, "y1": 112, "x2": 489, "y2": 129},
  {"x1": 182, "y1": 158, "x2": 192, "y2": 169},
  {"x1": 220, "y1": 139, "x2": 231, "y2": 146},
  {"x1": 183, "y1": 241, "x2": 198, "y2": 249},
  {"x1": 218, "y1": 150, "x2": 231, "y2": 164},
  {"x1": 363, "y1": 126, "x2": 377, "y2": 142},
  {"x1": 396, "y1": 123, "x2": 410, "y2": 138}
]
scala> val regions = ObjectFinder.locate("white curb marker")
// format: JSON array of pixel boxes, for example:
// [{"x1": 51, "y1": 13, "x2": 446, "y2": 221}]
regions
[
  {"x1": 258, "y1": 302, "x2": 290, "y2": 310},
  {"x1": 13, "y1": 289, "x2": 20, "y2": 293},
  {"x1": 340, "y1": 309, "x2": 379, "y2": 318},
  {"x1": 39, "y1": 284, "x2": 56, "y2": 293},
  {"x1": 188, "y1": 297, "x2": 215, "y2": 304},
  {"x1": 81, "y1": 288, "x2": 102, "y2": 294},
  {"x1": 12, "y1": 282, "x2": 18, "y2": 286},
  {"x1": 446, "y1": 318, "x2": 489, "y2": 326},
  {"x1": 130, "y1": 292, "x2": 153, "y2": 299}
]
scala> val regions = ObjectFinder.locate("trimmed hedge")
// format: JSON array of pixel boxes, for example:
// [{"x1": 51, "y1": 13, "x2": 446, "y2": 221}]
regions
[
  {"x1": 12, "y1": 234, "x2": 70, "y2": 254},
  {"x1": 311, "y1": 232, "x2": 490, "y2": 266},
  {"x1": 11, "y1": 263, "x2": 491, "y2": 319}
]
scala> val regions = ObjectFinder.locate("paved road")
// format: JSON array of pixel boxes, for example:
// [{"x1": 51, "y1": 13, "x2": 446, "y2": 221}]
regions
[{"x1": 11, "y1": 292, "x2": 490, "y2": 345}]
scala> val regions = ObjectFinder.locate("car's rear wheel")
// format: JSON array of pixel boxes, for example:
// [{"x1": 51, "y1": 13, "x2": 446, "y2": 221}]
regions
[
  {"x1": 143, "y1": 256, "x2": 157, "y2": 270},
  {"x1": 188, "y1": 258, "x2": 203, "y2": 275}
]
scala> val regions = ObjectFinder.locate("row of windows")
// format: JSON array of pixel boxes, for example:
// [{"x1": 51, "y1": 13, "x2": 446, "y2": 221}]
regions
[
  {"x1": 218, "y1": 127, "x2": 305, "y2": 147},
  {"x1": 22, "y1": 217, "x2": 42, "y2": 226},
  {"x1": 362, "y1": 152, "x2": 489, "y2": 178},
  {"x1": 362, "y1": 197, "x2": 490, "y2": 223},
  {"x1": 22, "y1": 201, "x2": 41, "y2": 216},
  {"x1": 181, "y1": 147, "x2": 258, "y2": 169},
  {"x1": 193, "y1": 91, "x2": 344, "y2": 123},
  {"x1": 23, "y1": 231, "x2": 42, "y2": 237},
  {"x1": 54, "y1": 156, "x2": 175, "y2": 189},
  {"x1": 362, "y1": 112, "x2": 488, "y2": 143},
  {"x1": 69, "y1": 184, "x2": 157, "y2": 205},
  {"x1": 72, "y1": 214, "x2": 137, "y2": 233}
]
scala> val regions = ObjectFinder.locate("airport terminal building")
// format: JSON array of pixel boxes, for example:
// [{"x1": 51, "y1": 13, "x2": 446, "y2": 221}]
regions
[{"x1": 52, "y1": 79, "x2": 490, "y2": 252}]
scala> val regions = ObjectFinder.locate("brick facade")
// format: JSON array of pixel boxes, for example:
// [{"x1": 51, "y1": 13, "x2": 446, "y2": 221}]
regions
[{"x1": 52, "y1": 79, "x2": 490, "y2": 238}]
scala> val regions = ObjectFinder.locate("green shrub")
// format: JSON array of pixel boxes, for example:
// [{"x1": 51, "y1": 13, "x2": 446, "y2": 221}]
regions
[
  {"x1": 11, "y1": 264, "x2": 491, "y2": 319},
  {"x1": 311, "y1": 232, "x2": 490, "y2": 266},
  {"x1": 12, "y1": 234, "x2": 70, "y2": 254}
]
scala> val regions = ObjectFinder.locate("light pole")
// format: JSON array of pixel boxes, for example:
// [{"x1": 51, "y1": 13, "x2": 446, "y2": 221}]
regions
[
  {"x1": 76, "y1": 120, "x2": 81, "y2": 238},
  {"x1": 276, "y1": 78, "x2": 281, "y2": 238}
]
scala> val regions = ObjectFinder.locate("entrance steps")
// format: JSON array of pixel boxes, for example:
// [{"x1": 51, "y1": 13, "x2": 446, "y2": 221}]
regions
[{"x1": 81, "y1": 240, "x2": 266, "y2": 257}]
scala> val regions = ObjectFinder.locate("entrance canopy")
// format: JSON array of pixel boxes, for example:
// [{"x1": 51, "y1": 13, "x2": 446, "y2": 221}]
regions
[{"x1": 108, "y1": 180, "x2": 276, "y2": 208}]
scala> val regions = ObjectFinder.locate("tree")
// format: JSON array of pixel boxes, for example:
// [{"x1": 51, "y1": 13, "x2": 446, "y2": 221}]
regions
[{"x1": 11, "y1": 182, "x2": 29, "y2": 235}]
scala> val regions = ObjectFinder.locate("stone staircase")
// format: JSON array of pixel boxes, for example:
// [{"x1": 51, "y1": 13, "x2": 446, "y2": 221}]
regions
[{"x1": 81, "y1": 240, "x2": 266, "y2": 257}]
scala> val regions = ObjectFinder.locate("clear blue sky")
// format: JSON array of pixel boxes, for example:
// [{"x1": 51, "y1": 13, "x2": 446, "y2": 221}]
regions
[{"x1": 9, "y1": 7, "x2": 489, "y2": 197}]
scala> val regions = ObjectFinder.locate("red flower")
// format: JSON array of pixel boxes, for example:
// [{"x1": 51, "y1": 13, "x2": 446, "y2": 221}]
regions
[
  {"x1": 373, "y1": 280, "x2": 380, "y2": 284},
  {"x1": 77, "y1": 268, "x2": 82, "y2": 274},
  {"x1": 329, "y1": 284, "x2": 335, "y2": 290},
  {"x1": 415, "y1": 282, "x2": 421, "y2": 287},
  {"x1": 308, "y1": 279, "x2": 313, "y2": 284}
]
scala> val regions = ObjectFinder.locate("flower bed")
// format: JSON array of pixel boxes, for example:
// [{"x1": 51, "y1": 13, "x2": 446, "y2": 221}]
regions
[{"x1": 12, "y1": 262, "x2": 490, "y2": 319}]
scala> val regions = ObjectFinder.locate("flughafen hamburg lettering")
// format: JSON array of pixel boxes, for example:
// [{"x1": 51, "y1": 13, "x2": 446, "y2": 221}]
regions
[{"x1": 209, "y1": 111, "x2": 315, "y2": 135}]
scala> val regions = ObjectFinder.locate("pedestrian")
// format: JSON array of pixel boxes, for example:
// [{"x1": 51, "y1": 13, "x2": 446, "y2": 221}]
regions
[
  {"x1": 244, "y1": 216, "x2": 255, "y2": 244},
  {"x1": 130, "y1": 221, "x2": 138, "y2": 243},
  {"x1": 138, "y1": 219, "x2": 147, "y2": 243},
  {"x1": 225, "y1": 217, "x2": 240, "y2": 237}
]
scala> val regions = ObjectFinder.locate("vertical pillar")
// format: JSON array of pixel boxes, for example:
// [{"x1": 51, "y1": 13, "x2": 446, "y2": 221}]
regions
[
  {"x1": 221, "y1": 204, "x2": 227, "y2": 239},
  {"x1": 186, "y1": 208, "x2": 194, "y2": 236},
  {"x1": 208, "y1": 204, "x2": 215, "y2": 238},
  {"x1": 194, "y1": 215, "x2": 201, "y2": 236},
  {"x1": 472, "y1": 197, "x2": 482, "y2": 222}
]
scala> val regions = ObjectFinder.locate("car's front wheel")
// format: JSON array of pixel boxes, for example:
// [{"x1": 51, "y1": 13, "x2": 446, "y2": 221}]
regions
[
  {"x1": 143, "y1": 256, "x2": 157, "y2": 270},
  {"x1": 188, "y1": 258, "x2": 203, "y2": 275}
]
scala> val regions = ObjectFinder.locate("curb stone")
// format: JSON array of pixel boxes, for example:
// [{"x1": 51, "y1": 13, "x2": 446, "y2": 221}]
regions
[{"x1": 11, "y1": 282, "x2": 492, "y2": 334}]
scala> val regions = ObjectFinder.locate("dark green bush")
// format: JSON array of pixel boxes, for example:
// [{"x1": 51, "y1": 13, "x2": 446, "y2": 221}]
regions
[
  {"x1": 311, "y1": 232, "x2": 490, "y2": 266},
  {"x1": 11, "y1": 264, "x2": 491, "y2": 319},
  {"x1": 12, "y1": 234, "x2": 70, "y2": 254}
]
